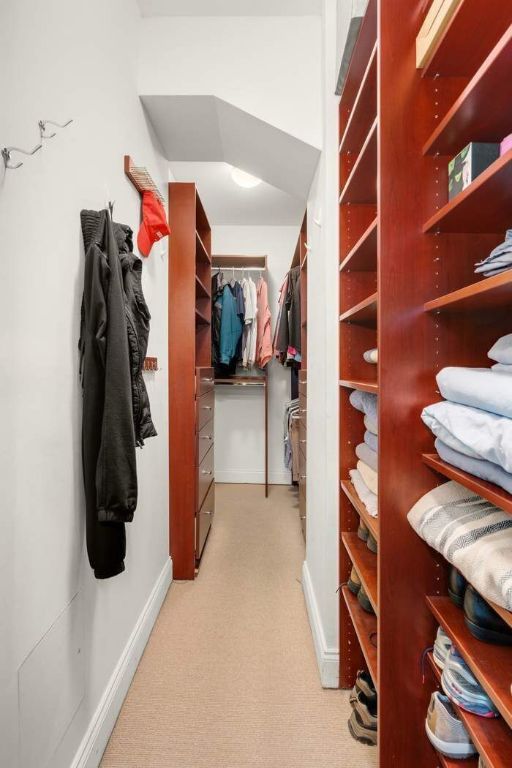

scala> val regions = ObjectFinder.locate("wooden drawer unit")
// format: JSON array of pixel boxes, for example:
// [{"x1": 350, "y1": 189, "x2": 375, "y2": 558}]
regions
[
  {"x1": 298, "y1": 368, "x2": 307, "y2": 398},
  {"x1": 299, "y1": 393, "x2": 307, "y2": 425},
  {"x1": 196, "y1": 366, "x2": 214, "y2": 397},
  {"x1": 197, "y1": 418, "x2": 214, "y2": 464},
  {"x1": 299, "y1": 484, "x2": 306, "y2": 539},
  {"x1": 299, "y1": 446, "x2": 307, "y2": 499},
  {"x1": 197, "y1": 443, "x2": 214, "y2": 511},
  {"x1": 196, "y1": 480, "x2": 214, "y2": 559},
  {"x1": 299, "y1": 418, "x2": 307, "y2": 458},
  {"x1": 197, "y1": 388, "x2": 214, "y2": 430}
]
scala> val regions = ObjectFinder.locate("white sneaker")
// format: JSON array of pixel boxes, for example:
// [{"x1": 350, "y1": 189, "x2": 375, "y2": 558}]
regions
[
  {"x1": 425, "y1": 691, "x2": 477, "y2": 758},
  {"x1": 433, "y1": 626, "x2": 452, "y2": 670}
]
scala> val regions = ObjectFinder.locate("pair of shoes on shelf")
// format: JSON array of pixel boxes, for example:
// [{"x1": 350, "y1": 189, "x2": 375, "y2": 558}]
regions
[
  {"x1": 441, "y1": 646, "x2": 499, "y2": 718},
  {"x1": 425, "y1": 691, "x2": 477, "y2": 759},
  {"x1": 347, "y1": 566, "x2": 375, "y2": 615},
  {"x1": 348, "y1": 671, "x2": 377, "y2": 746},
  {"x1": 357, "y1": 521, "x2": 378, "y2": 554},
  {"x1": 449, "y1": 567, "x2": 512, "y2": 646},
  {"x1": 433, "y1": 626, "x2": 452, "y2": 670}
]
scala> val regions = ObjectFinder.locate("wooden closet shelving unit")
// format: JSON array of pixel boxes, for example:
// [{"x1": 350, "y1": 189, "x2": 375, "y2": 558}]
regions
[
  {"x1": 169, "y1": 182, "x2": 215, "y2": 580},
  {"x1": 339, "y1": 1, "x2": 512, "y2": 765}
]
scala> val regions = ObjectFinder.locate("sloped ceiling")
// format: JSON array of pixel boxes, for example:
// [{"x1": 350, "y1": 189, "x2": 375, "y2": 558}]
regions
[{"x1": 141, "y1": 95, "x2": 320, "y2": 201}]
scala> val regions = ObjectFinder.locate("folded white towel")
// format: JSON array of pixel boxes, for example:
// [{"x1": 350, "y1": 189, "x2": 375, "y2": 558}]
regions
[
  {"x1": 349, "y1": 469, "x2": 378, "y2": 517},
  {"x1": 363, "y1": 348, "x2": 378, "y2": 364},
  {"x1": 408, "y1": 480, "x2": 512, "y2": 611},
  {"x1": 437, "y1": 366, "x2": 512, "y2": 419},
  {"x1": 492, "y1": 363, "x2": 512, "y2": 374},
  {"x1": 357, "y1": 460, "x2": 378, "y2": 495},
  {"x1": 488, "y1": 333, "x2": 512, "y2": 365}
]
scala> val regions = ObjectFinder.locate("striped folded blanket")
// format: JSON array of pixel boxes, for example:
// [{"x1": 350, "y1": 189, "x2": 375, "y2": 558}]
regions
[{"x1": 408, "y1": 480, "x2": 512, "y2": 610}]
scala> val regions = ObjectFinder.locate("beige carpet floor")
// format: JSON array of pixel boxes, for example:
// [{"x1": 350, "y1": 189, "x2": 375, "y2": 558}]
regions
[{"x1": 101, "y1": 484, "x2": 378, "y2": 768}]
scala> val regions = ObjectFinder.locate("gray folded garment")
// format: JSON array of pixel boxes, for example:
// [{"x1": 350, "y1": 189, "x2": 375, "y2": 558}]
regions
[
  {"x1": 492, "y1": 363, "x2": 512, "y2": 374},
  {"x1": 435, "y1": 438, "x2": 512, "y2": 495},
  {"x1": 356, "y1": 442, "x2": 378, "y2": 472},
  {"x1": 364, "y1": 414, "x2": 378, "y2": 436},
  {"x1": 349, "y1": 390, "x2": 378, "y2": 435},
  {"x1": 475, "y1": 229, "x2": 512, "y2": 276},
  {"x1": 364, "y1": 430, "x2": 378, "y2": 453}
]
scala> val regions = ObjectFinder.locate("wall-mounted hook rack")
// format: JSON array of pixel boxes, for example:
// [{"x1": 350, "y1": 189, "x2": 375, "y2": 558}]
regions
[
  {"x1": 38, "y1": 118, "x2": 73, "y2": 139},
  {"x1": 2, "y1": 143, "x2": 42, "y2": 170},
  {"x1": 124, "y1": 155, "x2": 165, "y2": 205}
]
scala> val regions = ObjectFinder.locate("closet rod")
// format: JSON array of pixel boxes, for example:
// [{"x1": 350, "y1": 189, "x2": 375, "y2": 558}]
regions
[{"x1": 213, "y1": 267, "x2": 266, "y2": 272}]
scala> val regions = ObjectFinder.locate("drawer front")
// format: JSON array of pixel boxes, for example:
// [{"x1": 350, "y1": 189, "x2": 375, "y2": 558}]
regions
[
  {"x1": 299, "y1": 368, "x2": 307, "y2": 398},
  {"x1": 196, "y1": 367, "x2": 214, "y2": 398},
  {"x1": 197, "y1": 388, "x2": 215, "y2": 430},
  {"x1": 299, "y1": 419, "x2": 307, "y2": 458},
  {"x1": 299, "y1": 393, "x2": 307, "y2": 426},
  {"x1": 299, "y1": 485, "x2": 306, "y2": 540},
  {"x1": 197, "y1": 418, "x2": 214, "y2": 464},
  {"x1": 196, "y1": 480, "x2": 215, "y2": 560},
  {"x1": 197, "y1": 443, "x2": 214, "y2": 510},
  {"x1": 299, "y1": 447, "x2": 307, "y2": 498}
]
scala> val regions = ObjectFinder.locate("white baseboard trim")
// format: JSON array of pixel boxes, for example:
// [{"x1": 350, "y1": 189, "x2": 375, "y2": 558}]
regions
[
  {"x1": 71, "y1": 557, "x2": 173, "y2": 768},
  {"x1": 215, "y1": 469, "x2": 291, "y2": 485},
  {"x1": 302, "y1": 561, "x2": 339, "y2": 688}
]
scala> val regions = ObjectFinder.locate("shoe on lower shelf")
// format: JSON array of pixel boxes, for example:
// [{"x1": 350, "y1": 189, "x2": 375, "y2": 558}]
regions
[
  {"x1": 464, "y1": 584, "x2": 512, "y2": 646},
  {"x1": 442, "y1": 646, "x2": 499, "y2": 718},
  {"x1": 425, "y1": 691, "x2": 477, "y2": 758},
  {"x1": 366, "y1": 532, "x2": 378, "y2": 553},
  {"x1": 347, "y1": 566, "x2": 361, "y2": 596},
  {"x1": 358, "y1": 520, "x2": 369, "y2": 542},
  {"x1": 357, "y1": 583, "x2": 375, "y2": 614},
  {"x1": 353, "y1": 690, "x2": 377, "y2": 730},
  {"x1": 433, "y1": 626, "x2": 452, "y2": 670},
  {"x1": 479, "y1": 757, "x2": 488, "y2": 768},
  {"x1": 348, "y1": 707, "x2": 377, "y2": 746},
  {"x1": 448, "y1": 566, "x2": 467, "y2": 608},
  {"x1": 349, "y1": 670, "x2": 377, "y2": 708}
]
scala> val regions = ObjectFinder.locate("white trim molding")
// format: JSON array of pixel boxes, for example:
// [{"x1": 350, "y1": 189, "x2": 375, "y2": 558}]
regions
[
  {"x1": 302, "y1": 560, "x2": 339, "y2": 688},
  {"x1": 71, "y1": 557, "x2": 172, "y2": 768}
]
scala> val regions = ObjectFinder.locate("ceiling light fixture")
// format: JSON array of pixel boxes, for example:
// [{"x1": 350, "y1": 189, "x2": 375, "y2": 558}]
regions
[{"x1": 231, "y1": 167, "x2": 262, "y2": 189}]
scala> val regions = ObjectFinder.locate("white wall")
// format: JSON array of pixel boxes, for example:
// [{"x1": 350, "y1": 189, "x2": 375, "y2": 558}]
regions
[
  {"x1": 301, "y1": 0, "x2": 341, "y2": 687},
  {"x1": 212, "y1": 225, "x2": 301, "y2": 485},
  {"x1": 138, "y1": 16, "x2": 322, "y2": 149},
  {"x1": 0, "y1": 2, "x2": 170, "y2": 767}
]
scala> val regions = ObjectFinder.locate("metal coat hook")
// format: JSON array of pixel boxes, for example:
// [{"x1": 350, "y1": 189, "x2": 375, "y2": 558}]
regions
[
  {"x1": 2, "y1": 143, "x2": 42, "y2": 170},
  {"x1": 38, "y1": 119, "x2": 73, "y2": 139}
]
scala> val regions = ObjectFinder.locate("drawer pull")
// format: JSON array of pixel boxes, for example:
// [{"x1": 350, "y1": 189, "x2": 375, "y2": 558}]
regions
[
  {"x1": 202, "y1": 509, "x2": 212, "y2": 516},
  {"x1": 201, "y1": 405, "x2": 213, "y2": 410},
  {"x1": 300, "y1": 439, "x2": 306, "y2": 444},
  {"x1": 201, "y1": 469, "x2": 213, "y2": 475},
  {"x1": 300, "y1": 515, "x2": 306, "y2": 520},
  {"x1": 299, "y1": 408, "x2": 307, "y2": 414},
  {"x1": 200, "y1": 435, "x2": 213, "y2": 440},
  {"x1": 300, "y1": 474, "x2": 307, "y2": 480},
  {"x1": 301, "y1": 380, "x2": 308, "y2": 385},
  {"x1": 201, "y1": 377, "x2": 214, "y2": 383}
]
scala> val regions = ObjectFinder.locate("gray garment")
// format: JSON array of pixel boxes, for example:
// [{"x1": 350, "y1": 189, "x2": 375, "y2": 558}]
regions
[
  {"x1": 79, "y1": 209, "x2": 137, "y2": 579},
  {"x1": 435, "y1": 438, "x2": 512, "y2": 495},
  {"x1": 475, "y1": 229, "x2": 512, "y2": 276},
  {"x1": 356, "y1": 442, "x2": 378, "y2": 472},
  {"x1": 364, "y1": 430, "x2": 378, "y2": 453}
]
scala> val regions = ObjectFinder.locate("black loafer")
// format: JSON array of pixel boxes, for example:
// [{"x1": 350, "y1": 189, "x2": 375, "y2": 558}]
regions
[
  {"x1": 448, "y1": 566, "x2": 467, "y2": 608},
  {"x1": 463, "y1": 584, "x2": 512, "y2": 646}
]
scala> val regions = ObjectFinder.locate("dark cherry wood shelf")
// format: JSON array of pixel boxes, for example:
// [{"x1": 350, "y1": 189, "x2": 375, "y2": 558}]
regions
[
  {"x1": 339, "y1": 291, "x2": 377, "y2": 327},
  {"x1": 342, "y1": 586, "x2": 378, "y2": 688},
  {"x1": 424, "y1": 27, "x2": 512, "y2": 155},
  {"x1": 427, "y1": 596, "x2": 512, "y2": 729},
  {"x1": 438, "y1": 754, "x2": 478, "y2": 768},
  {"x1": 339, "y1": 118, "x2": 378, "y2": 205},
  {"x1": 195, "y1": 307, "x2": 210, "y2": 327},
  {"x1": 196, "y1": 231, "x2": 211, "y2": 264},
  {"x1": 424, "y1": 271, "x2": 512, "y2": 313},
  {"x1": 339, "y1": 0, "x2": 377, "y2": 116},
  {"x1": 340, "y1": 480, "x2": 379, "y2": 541},
  {"x1": 339, "y1": 217, "x2": 377, "y2": 272},
  {"x1": 422, "y1": 453, "x2": 512, "y2": 516},
  {"x1": 195, "y1": 274, "x2": 210, "y2": 299},
  {"x1": 427, "y1": 652, "x2": 512, "y2": 768},
  {"x1": 339, "y1": 42, "x2": 377, "y2": 156},
  {"x1": 342, "y1": 532, "x2": 378, "y2": 613},
  {"x1": 423, "y1": 149, "x2": 512, "y2": 234},
  {"x1": 421, "y1": 0, "x2": 511, "y2": 79},
  {"x1": 339, "y1": 379, "x2": 378, "y2": 394},
  {"x1": 489, "y1": 601, "x2": 512, "y2": 631}
]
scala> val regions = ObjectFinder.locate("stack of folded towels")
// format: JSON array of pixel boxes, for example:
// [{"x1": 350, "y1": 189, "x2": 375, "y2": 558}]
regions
[
  {"x1": 348, "y1": 389, "x2": 378, "y2": 517},
  {"x1": 422, "y1": 333, "x2": 512, "y2": 494}
]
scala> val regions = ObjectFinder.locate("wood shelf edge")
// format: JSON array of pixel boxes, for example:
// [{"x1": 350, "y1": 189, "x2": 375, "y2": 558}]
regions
[
  {"x1": 342, "y1": 532, "x2": 378, "y2": 613},
  {"x1": 339, "y1": 291, "x2": 378, "y2": 324},
  {"x1": 340, "y1": 480, "x2": 379, "y2": 540},
  {"x1": 339, "y1": 117, "x2": 378, "y2": 205},
  {"x1": 424, "y1": 271, "x2": 512, "y2": 313},
  {"x1": 339, "y1": 379, "x2": 378, "y2": 394},
  {"x1": 339, "y1": 216, "x2": 378, "y2": 272},
  {"x1": 341, "y1": 586, "x2": 378, "y2": 688}
]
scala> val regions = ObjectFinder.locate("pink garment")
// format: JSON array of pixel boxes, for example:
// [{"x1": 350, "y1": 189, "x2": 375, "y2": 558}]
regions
[{"x1": 256, "y1": 277, "x2": 273, "y2": 368}]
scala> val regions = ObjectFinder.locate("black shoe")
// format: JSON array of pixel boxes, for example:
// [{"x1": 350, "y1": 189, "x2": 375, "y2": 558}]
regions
[
  {"x1": 463, "y1": 584, "x2": 512, "y2": 645},
  {"x1": 448, "y1": 566, "x2": 467, "y2": 608}
]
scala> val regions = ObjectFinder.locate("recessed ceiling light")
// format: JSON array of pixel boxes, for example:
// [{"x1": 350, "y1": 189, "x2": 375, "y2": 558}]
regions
[{"x1": 231, "y1": 167, "x2": 262, "y2": 189}]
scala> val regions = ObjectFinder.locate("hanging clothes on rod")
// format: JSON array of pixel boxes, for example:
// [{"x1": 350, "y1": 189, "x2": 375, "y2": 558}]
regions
[{"x1": 274, "y1": 265, "x2": 301, "y2": 368}]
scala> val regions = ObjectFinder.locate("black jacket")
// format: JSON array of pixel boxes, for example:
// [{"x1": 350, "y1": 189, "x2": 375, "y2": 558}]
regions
[{"x1": 79, "y1": 209, "x2": 149, "y2": 578}]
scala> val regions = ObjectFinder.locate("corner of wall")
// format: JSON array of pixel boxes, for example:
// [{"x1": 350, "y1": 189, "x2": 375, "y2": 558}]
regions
[{"x1": 301, "y1": 561, "x2": 339, "y2": 689}]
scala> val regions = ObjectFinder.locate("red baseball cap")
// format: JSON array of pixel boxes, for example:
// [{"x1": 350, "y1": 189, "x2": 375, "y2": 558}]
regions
[{"x1": 137, "y1": 190, "x2": 170, "y2": 257}]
